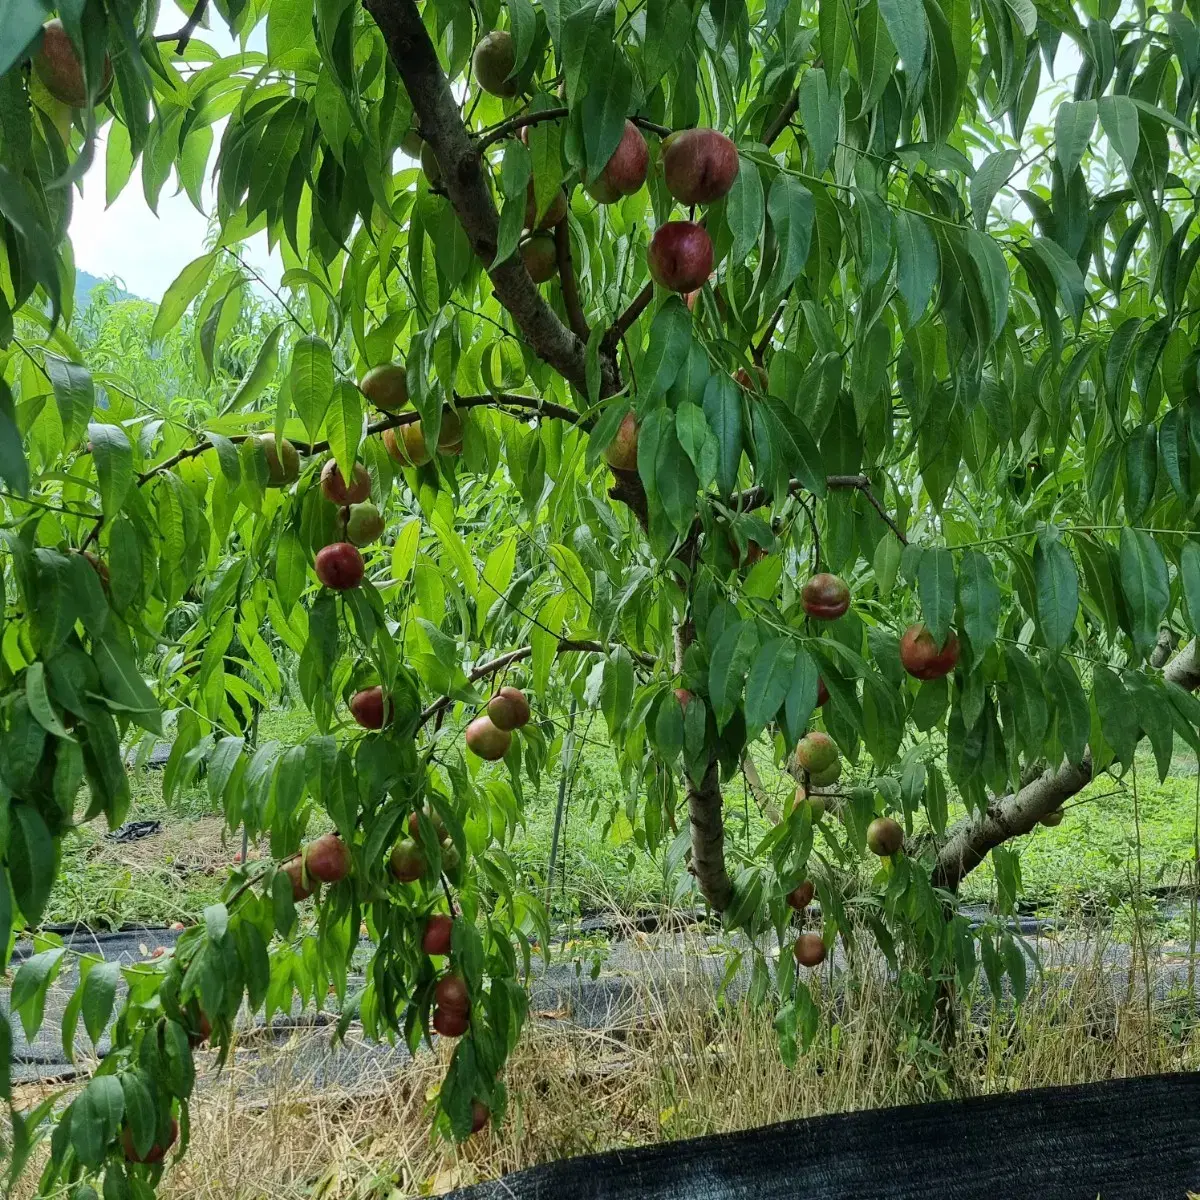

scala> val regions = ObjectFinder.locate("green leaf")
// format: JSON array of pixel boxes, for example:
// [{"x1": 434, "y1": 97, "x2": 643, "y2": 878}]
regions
[
  {"x1": 917, "y1": 546, "x2": 955, "y2": 647},
  {"x1": 0, "y1": 378, "x2": 28, "y2": 495},
  {"x1": 854, "y1": 188, "x2": 893, "y2": 286},
  {"x1": 46, "y1": 357, "x2": 94, "y2": 448},
  {"x1": 1053, "y1": 100, "x2": 1096, "y2": 178},
  {"x1": 290, "y1": 335, "x2": 335, "y2": 442},
  {"x1": 924, "y1": 763, "x2": 948, "y2": 835},
  {"x1": 0, "y1": 163, "x2": 62, "y2": 321},
  {"x1": 650, "y1": 417, "x2": 700, "y2": 536},
  {"x1": 152, "y1": 252, "x2": 217, "y2": 342},
  {"x1": 708, "y1": 620, "x2": 759, "y2": 730},
  {"x1": 893, "y1": 208, "x2": 937, "y2": 323},
  {"x1": 70, "y1": 1075, "x2": 124, "y2": 1168},
  {"x1": 506, "y1": 0, "x2": 537, "y2": 70},
  {"x1": 818, "y1": 0, "x2": 851, "y2": 78},
  {"x1": 759, "y1": 396, "x2": 825, "y2": 496},
  {"x1": 0, "y1": 0, "x2": 44, "y2": 77},
  {"x1": 878, "y1": 0, "x2": 927, "y2": 78},
  {"x1": 1044, "y1": 655, "x2": 1089, "y2": 764},
  {"x1": 1093, "y1": 665, "x2": 1137, "y2": 766},
  {"x1": 1119, "y1": 527, "x2": 1169, "y2": 661},
  {"x1": 1098, "y1": 94, "x2": 1139, "y2": 172},
  {"x1": 1003, "y1": 645, "x2": 1047, "y2": 765},
  {"x1": 1033, "y1": 534, "x2": 1077, "y2": 652},
  {"x1": 701, "y1": 374, "x2": 743, "y2": 496},
  {"x1": 581, "y1": 52, "x2": 632, "y2": 184},
  {"x1": 970, "y1": 149, "x2": 1019, "y2": 230},
  {"x1": 641, "y1": 298, "x2": 692, "y2": 397},
  {"x1": 744, "y1": 638, "x2": 796, "y2": 733},
  {"x1": 94, "y1": 631, "x2": 162, "y2": 733},
  {"x1": 326, "y1": 379, "x2": 364, "y2": 485},
  {"x1": 726, "y1": 156, "x2": 764, "y2": 263},
  {"x1": 675, "y1": 402, "x2": 718, "y2": 488},
  {"x1": 11, "y1": 947, "x2": 66, "y2": 1040},
  {"x1": 798, "y1": 68, "x2": 837, "y2": 174},
  {"x1": 225, "y1": 321, "x2": 283, "y2": 413},
  {"x1": 767, "y1": 174, "x2": 814, "y2": 301},
  {"x1": 1124, "y1": 424, "x2": 1157, "y2": 520},
  {"x1": 958, "y1": 549, "x2": 999, "y2": 654},
  {"x1": 81, "y1": 961, "x2": 120, "y2": 1046},
  {"x1": 1027, "y1": 236, "x2": 1085, "y2": 332},
  {"x1": 120, "y1": 1072, "x2": 157, "y2": 1161},
  {"x1": 88, "y1": 423, "x2": 133, "y2": 519},
  {"x1": 10, "y1": 805, "x2": 56, "y2": 926},
  {"x1": 1182, "y1": 541, "x2": 1200, "y2": 636},
  {"x1": 25, "y1": 662, "x2": 72, "y2": 739}
]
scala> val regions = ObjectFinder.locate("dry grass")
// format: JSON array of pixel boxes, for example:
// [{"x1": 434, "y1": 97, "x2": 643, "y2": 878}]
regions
[{"x1": 143, "y1": 928, "x2": 1200, "y2": 1200}]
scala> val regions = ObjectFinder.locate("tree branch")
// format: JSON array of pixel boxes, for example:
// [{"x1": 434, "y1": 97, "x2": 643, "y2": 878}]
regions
[
  {"x1": 475, "y1": 107, "x2": 568, "y2": 155},
  {"x1": 363, "y1": 0, "x2": 611, "y2": 398},
  {"x1": 686, "y1": 474, "x2": 907, "y2": 548},
  {"x1": 136, "y1": 395, "x2": 589, "y2": 486},
  {"x1": 154, "y1": 0, "x2": 211, "y2": 52},
  {"x1": 761, "y1": 90, "x2": 800, "y2": 148},
  {"x1": 932, "y1": 640, "x2": 1200, "y2": 892},
  {"x1": 555, "y1": 219, "x2": 590, "y2": 343},
  {"x1": 418, "y1": 638, "x2": 656, "y2": 727},
  {"x1": 604, "y1": 283, "x2": 654, "y2": 355},
  {"x1": 742, "y1": 754, "x2": 781, "y2": 823}
]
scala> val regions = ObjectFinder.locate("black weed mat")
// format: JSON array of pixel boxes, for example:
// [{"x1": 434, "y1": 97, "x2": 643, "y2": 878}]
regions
[
  {"x1": 5, "y1": 924, "x2": 1193, "y2": 1090},
  {"x1": 449, "y1": 1072, "x2": 1200, "y2": 1200}
]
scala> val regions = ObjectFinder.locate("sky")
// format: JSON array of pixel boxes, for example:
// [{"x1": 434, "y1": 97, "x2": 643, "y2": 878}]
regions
[{"x1": 69, "y1": 5, "x2": 281, "y2": 301}]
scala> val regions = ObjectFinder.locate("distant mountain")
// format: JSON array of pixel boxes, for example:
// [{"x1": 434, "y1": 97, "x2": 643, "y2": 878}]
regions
[{"x1": 74, "y1": 271, "x2": 138, "y2": 310}]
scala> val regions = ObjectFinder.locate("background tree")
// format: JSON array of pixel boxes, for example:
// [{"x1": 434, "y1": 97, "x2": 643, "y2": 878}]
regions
[{"x1": 3, "y1": 0, "x2": 1200, "y2": 1190}]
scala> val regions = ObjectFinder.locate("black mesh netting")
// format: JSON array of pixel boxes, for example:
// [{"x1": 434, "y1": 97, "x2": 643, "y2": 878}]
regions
[{"x1": 448, "y1": 1072, "x2": 1200, "y2": 1200}]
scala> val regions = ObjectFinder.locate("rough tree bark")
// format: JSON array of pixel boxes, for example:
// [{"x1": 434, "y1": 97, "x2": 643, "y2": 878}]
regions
[
  {"x1": 933, "y1": 640, "x2": 1200, "y2": 892},
  {"x1": 363, "y1": 0, "x2": 615, "y2": 397}
]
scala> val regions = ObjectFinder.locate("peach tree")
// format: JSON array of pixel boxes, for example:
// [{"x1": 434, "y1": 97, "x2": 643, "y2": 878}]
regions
[{"x1": 3, "y1": 0, "x2": 1200, "y2": 1188}]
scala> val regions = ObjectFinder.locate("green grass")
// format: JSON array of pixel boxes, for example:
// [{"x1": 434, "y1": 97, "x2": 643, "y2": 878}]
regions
[
  {"x1": 42, "y1": 708, "x2": 1200, "y2": 932},
  {"x1": 958, "y1": 747, "x2": 1200, "y2": 909}
]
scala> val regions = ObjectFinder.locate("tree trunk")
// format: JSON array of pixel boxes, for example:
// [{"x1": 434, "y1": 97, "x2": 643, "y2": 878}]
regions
[{"x1": 688, "y1": 760, "x2": 733, "y2": 911}]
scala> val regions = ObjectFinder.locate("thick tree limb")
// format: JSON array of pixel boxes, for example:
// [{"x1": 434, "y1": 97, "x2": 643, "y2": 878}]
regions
[
  {"x1": 932, "y1": 640, "x2": 1200, "y2": 891},
  {"x1": 363, "y1": 0, "x2": 609, "y2": 397}
]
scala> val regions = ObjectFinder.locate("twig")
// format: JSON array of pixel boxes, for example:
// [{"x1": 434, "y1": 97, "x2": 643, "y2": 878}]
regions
[
  {"x1": 799, "y1": 495, "x2": 821, "y2": 570},
  {"x1": 136, "y1": 394, "x2": 591, "y2": 485},
  {"x1": 753, "y1": 301, "x2": 786, "y2": 365},
  {"x1": 418, "y1": 639, "x2": 656, "y2": 727},
  {"x1": 604, "y1": 283, "x2": 653, "y2": 353},
  {"x1": 154, "y1": 0, "x2": 212, "y2": 52},
  {"x1": 630, "y1": 116, "x2": 672, "y2": 138},
  {"x1": 554, "y1": 220, "x2": 590, "y2": 342},
  {"x1": 726, "y1": 474, "x2": 907, "y2": 545},
  {"x1": 849, "y1": 477, "x2": 908, "y2": 545},
  {"x1": 475, "y1": 107, "x2": 568, "y2": 155},
  {"x1": 762, "y1": 89, "x2": 800, "y2": 148}
]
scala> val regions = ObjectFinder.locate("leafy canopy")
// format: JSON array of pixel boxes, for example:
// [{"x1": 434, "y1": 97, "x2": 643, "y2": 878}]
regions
[{"x1": 3, "y1": 0, "x2": 1200, "y2": 1189}]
